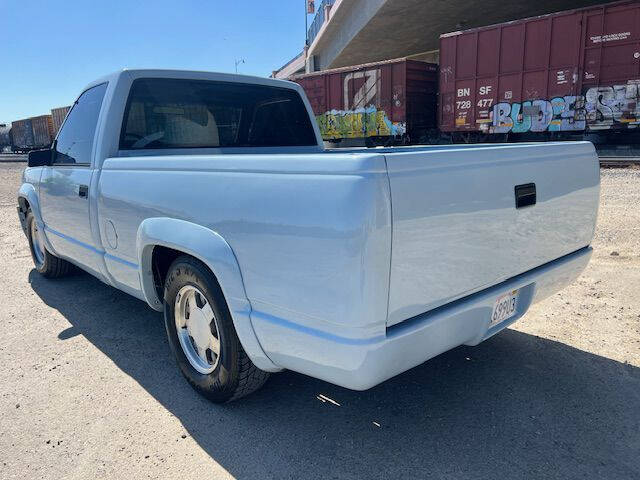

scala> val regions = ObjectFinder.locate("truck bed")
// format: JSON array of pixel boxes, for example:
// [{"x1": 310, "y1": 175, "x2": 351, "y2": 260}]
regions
[{"x1": 100, "y1": 141, "x2": 599, "y2": 333}]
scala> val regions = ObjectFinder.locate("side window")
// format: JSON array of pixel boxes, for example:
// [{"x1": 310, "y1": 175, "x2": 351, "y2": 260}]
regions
[
  {"x1": 54, "y1": 83, "x2": 107, "y2": 165},
  {"x1": 120, "y1": 78, "x2": 317, "y2": 150}
]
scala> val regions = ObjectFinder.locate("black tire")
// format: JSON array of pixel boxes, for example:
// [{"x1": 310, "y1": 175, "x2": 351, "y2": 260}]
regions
[
  {"x1": 25, "y1": 210, "x2": 72, "y2": 278},
  {"x1": 163, "y1": 255, "x2": 269, "y2": 403}
]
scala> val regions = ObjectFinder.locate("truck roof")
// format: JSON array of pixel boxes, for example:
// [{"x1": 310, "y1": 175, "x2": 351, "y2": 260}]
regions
[{"x1": 81, "y1": 69, "x2": 300, "y2": 96}]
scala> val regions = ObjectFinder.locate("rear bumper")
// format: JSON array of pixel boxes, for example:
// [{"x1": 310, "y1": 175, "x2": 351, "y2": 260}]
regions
[{"x1": 252, "y1": 247, "x2": 592, "y2": 390}]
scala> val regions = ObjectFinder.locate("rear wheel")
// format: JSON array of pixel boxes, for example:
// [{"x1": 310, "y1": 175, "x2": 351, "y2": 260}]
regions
[
  {"x1": 163, "y1": 255, "x2": 269, "y2": 403},
  {"x1": 26, "y1": 210, "x2": 72, "y2": 278}
]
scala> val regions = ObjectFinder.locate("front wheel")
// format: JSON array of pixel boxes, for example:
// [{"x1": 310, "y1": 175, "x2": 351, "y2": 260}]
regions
[
  {"x1": 163, "y1": 256, "x2": 269, "y2": 403},
  {"x1": 25, "y1": 210, "x2": 72, "y2": 278}
]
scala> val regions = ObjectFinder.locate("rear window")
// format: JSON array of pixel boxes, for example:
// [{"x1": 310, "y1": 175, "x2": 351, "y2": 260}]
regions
[{"x1": 120, "y1": 78, "x2": 317, "y2": 149}]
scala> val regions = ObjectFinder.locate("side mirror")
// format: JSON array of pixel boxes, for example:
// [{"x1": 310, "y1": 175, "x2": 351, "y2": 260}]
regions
[{"x1": 28, "y1": 148, "x2": 53, "y2": 167}]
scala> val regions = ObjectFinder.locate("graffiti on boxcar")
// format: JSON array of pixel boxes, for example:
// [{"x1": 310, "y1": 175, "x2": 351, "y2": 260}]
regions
[
  {"x1": 316, "y1": 107, "x2": 406, "y2": 139},
  {"x1": 490, "y1": 96, "x2": 586, "y2": 133},
  {"x1": 585, "y1": 84, "x2": 640, "y2": 129},
  {"x1": 314, "y1": 67, "x2": 407, "y2": 139}
]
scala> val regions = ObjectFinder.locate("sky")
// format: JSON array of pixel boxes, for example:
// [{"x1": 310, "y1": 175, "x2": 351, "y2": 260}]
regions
[{"x1": 0, "y1": 0, "x2": 312, "y2": 123}]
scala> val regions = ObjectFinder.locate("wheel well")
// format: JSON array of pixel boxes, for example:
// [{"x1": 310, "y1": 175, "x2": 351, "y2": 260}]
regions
[
  {"x1": 150, "y1": 246, "x2": 228, "y2": 307},
  {"x1": 151, "y1": 246, "x2": 184, "y2": 299},
  {"x1": 18, "y1": 196, "x2": 30, "y2": 213}
]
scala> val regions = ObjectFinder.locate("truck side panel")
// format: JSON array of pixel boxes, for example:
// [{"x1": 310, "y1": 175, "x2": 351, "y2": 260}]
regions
[{"x1": 97, "y1": 153, "x2": 392, "y2": 341}]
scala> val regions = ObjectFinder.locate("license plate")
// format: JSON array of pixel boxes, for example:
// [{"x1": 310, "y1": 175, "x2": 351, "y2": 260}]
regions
[{"x1": 490, "y1": 289, "x2": 519, "y2": 327}]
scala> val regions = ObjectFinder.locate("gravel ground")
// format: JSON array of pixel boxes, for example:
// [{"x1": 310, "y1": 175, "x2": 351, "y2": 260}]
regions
[{"x1": 0, "y1": 163, "x2": 638, "y2": 479}]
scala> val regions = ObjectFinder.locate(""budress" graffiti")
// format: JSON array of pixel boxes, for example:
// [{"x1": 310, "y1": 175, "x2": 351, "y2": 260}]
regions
[
  {"x1": 489, "y1": 82, "x2": 640, "y2": 133},
  {"x1": 490, "y1": 96, "x2": 586, "y2": 133}
]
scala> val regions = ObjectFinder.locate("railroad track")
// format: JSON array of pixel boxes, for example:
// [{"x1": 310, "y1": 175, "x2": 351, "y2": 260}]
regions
[
  {"x1": 0, "y1": 154, "x2": 27, "y2": 163},
  {"x1": 599, "y1": 156, "x2": 640, "y2": 168}
]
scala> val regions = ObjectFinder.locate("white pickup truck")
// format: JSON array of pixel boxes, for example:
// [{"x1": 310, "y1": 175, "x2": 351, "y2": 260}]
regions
[{"x1": 18, "y1": 70, "x2": 600, "y2": 402}]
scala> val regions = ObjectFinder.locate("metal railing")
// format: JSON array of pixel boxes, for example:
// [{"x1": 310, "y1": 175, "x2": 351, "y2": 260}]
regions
[{"x1": 307, "y1": 0, "x2": 336, "y2": 46}]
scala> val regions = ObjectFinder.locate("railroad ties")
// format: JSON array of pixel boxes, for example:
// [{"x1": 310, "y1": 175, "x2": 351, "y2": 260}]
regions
[{"x1": 599, "y1": 157, "x2": 640, "y2": 168}]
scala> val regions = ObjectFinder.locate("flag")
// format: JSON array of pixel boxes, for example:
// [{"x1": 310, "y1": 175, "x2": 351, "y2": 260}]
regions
[{"x1": 307, "y1": 0, "x2": 315, "y2": 14}]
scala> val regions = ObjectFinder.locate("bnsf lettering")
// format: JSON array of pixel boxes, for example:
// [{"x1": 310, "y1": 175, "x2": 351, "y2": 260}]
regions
[
  {"x1": 457, "y1": 88, "x2": 470, "y2": 98},
  {"x1": 479, "y1": 86, "x2": 492, "y2": 95}
]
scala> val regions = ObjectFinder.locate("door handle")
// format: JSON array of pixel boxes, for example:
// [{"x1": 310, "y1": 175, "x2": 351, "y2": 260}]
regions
[
  {"x1": 78, "y1": 185, "x2": 88, "y2": 198},
  {"x1": 515, "y1": 183, "x2": 536, "y2": 209}
]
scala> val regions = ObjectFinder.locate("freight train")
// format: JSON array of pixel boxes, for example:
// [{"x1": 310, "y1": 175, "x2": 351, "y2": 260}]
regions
[
  {"x1": 5, "y1": 105, "x2": 70, "y2": 153},
  {"x1": 292, "y1": 0, "x2": 640, "y2": 146}
]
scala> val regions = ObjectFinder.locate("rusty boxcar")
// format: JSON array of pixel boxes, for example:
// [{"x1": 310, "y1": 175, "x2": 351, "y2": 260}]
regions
[
  {"x1": 291, "y1": 58, "x2": 438, "y2": 145},
  {"x1": 0, "y1": 124, "x2": 10, "y2": 149},
  {"x1": 51, "y1": 106, "x2": 71, "y2": 137},
  {"x1": 10, "y1": 119, "x2": 34, "y2": 152},
  {"x1": 439, "y1": 0, "x2": 640, "y2": 142},
  {"x1": 30, "y1": 114, "x2": 53, "y2": 148}
]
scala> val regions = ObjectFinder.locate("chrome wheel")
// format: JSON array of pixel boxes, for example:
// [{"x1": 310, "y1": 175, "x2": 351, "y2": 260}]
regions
[
  {"x1": 174, "y1": 285, "x2": 221, "y2": 374},
  {"x1": 30, "y1": 219, "x2": 45, "y2": 267}
]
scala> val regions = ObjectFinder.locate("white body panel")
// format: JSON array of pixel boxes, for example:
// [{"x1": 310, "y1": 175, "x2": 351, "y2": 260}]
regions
[
  {"x1": 17, "y1": 69, "x2": 600, "y2": 390},
  {"x1": 383, "y1": 142, "x2": 600, "y2": 325}
]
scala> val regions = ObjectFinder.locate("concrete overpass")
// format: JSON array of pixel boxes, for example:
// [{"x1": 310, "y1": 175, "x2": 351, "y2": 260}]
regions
[{"x1": 274, "y1": 0, "x2": 616, "y2": 78}]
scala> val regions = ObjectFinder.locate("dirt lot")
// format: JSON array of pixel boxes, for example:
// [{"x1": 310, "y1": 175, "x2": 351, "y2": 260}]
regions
[{"x1": 0, "y1": 162, "x2": 638, "y2": 479}]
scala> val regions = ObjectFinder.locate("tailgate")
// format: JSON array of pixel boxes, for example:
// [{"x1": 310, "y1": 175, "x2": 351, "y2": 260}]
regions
[{"x1": 384, "y1": 142, "x2": 599, "y2": 326}]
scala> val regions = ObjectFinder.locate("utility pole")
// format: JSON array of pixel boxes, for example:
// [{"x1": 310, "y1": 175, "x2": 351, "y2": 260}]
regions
[
  {"x1": 305, "y1": 0, "x2": 309, "y2": 47},
  {"x1": 235, "y1": 58, "x2": 245, "y2": 74}
]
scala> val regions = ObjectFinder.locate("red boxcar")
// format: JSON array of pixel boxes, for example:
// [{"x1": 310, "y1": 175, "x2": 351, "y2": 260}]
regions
[
  {"x1": 292, "y1": 58, "x2": 438, "y2": 144},
  {"x1": 439, "y1": 0, "x2": 640, "y2": 140}
]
